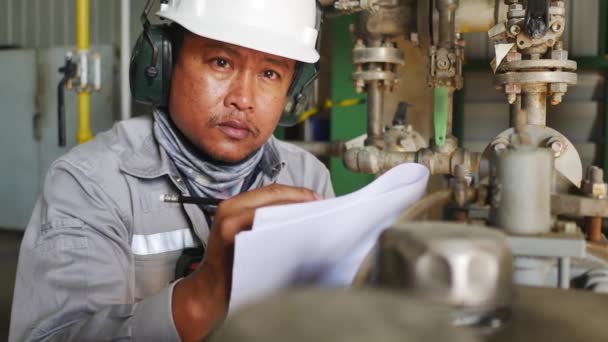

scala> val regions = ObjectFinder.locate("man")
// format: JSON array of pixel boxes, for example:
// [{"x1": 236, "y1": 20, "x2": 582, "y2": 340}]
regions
[{"x1": 10, "y1": 1, "x2": 333, "y2": 341}]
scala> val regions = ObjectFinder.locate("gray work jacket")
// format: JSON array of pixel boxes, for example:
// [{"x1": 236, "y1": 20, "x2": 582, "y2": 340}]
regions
[{"x1": 9, "y1": 115, "x2": 334, "y2": 341}]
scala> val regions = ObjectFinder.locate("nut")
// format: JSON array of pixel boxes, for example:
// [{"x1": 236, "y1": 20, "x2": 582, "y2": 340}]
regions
[
  {"x1": 550, "y1": 82, "x2": 568, "y2": 93},
  {"x1": 509, "y1": 25, "x2": 521, "y2": 35},
  {"x1": 504, "y1": 83, "x2": 521, "y2": 94},
  {"x1": 551, "y1": 23, "x2": 562, "y2": 33},
  {"x1": 584, "y1": 182, "x2": 608, "y2": 199},
  {"x1": 551, "y1": 49, "x2": 568, "y2": 60},
  {"x1": 553, "y1": 221, "x2": 578, "y2": 234}
]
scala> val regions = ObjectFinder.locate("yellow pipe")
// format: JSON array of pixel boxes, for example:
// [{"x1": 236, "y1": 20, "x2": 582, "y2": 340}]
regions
[
  {"x1": 76, "y1": 0, "x2": 89, "y2": 50},
  {"x1": 76, "y1": 0, "x2": 93, "y2": 143}
]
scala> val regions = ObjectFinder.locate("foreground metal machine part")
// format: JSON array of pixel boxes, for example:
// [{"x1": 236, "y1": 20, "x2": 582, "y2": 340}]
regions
[
  {"x1": 212, "y1": 289, "x2": 479, "y2": 342},
  {"x1": 212, "y1": 286, "x2": 608, "y2": 342},
  {"x1": 367, "y1": 222, "x2": 513, "y2": 329}
]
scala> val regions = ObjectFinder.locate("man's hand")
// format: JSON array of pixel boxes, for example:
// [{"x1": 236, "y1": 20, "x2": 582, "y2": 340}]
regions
[{"x1": 172, "y1": 184, "x2": 321, "y2": 342}]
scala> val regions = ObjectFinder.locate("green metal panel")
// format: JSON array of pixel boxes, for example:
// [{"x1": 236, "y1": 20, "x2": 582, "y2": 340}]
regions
[{"x1": 329, "y1": 15, "x2": 373, "y2": 195}]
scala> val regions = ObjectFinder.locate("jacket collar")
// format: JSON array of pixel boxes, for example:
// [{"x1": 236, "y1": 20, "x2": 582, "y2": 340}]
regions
[{"x1": 118, "y1": 123, "x2": 284, "y2": 180}]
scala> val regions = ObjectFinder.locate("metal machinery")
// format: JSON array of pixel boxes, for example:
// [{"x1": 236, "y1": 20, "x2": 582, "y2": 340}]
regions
[{"x1": 266, "y1": 0, "x2": 608, "y2": 341}]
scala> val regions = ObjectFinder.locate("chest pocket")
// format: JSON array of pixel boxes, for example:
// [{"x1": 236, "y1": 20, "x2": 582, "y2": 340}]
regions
[{"x1": 133, "y1": 249, "x2": 183, "y2": 301}]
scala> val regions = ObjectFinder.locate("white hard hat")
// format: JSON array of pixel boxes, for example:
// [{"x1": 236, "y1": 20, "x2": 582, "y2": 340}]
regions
[{"x1": 157, "y1": 0, "x2": 320, "y2": 64}]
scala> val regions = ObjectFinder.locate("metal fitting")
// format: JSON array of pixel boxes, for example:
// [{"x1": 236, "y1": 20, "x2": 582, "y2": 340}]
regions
[
  {"x1": 582, "y1": 166, "x2": 608, "y2": 199},
  {"x1": 546, "y1": 136, "x2": 564, "y2": 157},
  {"x1": 509, "y1": 25, "x2": 520, "y2": 35}
]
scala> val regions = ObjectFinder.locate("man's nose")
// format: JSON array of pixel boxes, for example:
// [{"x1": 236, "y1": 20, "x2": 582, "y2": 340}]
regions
[{"x1": 225, "y1": 71, "x2": 255, "y2": 112}]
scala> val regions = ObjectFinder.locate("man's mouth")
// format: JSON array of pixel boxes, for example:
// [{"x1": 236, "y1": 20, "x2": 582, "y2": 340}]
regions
[{"x1": 217, "y1": 119, "x2": 251, "y2": 140}]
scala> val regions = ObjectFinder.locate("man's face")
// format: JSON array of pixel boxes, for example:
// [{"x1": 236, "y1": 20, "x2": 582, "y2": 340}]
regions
[{"x1": 169, "y1": 33, "x2": 296, "y2": 163}]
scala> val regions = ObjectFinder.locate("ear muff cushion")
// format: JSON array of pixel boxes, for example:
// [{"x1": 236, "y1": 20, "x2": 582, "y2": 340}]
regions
[{"x1": 130, "y1": 25, "x2": 173, "y2": 107}]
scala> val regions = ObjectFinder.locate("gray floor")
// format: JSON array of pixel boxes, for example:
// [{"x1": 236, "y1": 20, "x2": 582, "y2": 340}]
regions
[{"x1": 0, "y1": 230, "x2": 23, "y2": 341}]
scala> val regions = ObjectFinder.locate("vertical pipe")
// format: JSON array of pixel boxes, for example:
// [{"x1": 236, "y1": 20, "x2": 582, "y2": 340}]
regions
[
  {"x1": 76, "y1": 0, "x2": 93, "y2": 143},
  {"x1": 76, "y1": 0, "x2": 89, "y2": 50},
  {"x1": 437, "y1": 0, "x2": 459, "y2": 48},
  {"x1": 366, "y1": 80, "x2": 384, "y2": 148},
  {"x1": 121, "y1": 0, "x2": 132, "y2": 121},
  {"x1": 510, "y1": 95, "x2": 524, "y2": 128},
  {"x1": 521, "y1": 84, "x2": 547, "y2": 126}
]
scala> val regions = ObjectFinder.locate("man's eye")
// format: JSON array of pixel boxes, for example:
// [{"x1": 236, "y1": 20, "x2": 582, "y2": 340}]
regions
[
  {"x1": 212, "y1": 58, "x2": 230, "y2": 69},
  {"x1": 263, "y1": 70, "x2": 279, "y2": 80}
]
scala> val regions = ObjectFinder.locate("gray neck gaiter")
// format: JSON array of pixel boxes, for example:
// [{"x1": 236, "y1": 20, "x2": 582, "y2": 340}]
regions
[{"x1": 153, "y1": 110, "x2": 264, "y2": 199}]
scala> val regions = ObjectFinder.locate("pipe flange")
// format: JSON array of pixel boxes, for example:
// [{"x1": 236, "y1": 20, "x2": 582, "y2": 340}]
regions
[
  {"x1": 352, "y1": 70, "x2": 399, "y2": 82},
  {"x1": 494, "y1": 71, "x2": 577, "y2": 86},
  {"x1": 500, "y1": 59, "x2": 577, "y2": 72},
  {"x1": 353, "y1": 46, "x2": 405, "y2": 65}
]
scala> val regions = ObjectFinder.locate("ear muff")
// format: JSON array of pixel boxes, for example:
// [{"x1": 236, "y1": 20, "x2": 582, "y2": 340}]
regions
[
  {"x1": 280, "y1": 63, "x2": 319, "y2": 127},
  {"x1": 130, "y1": 25, "x2": 173, "y2": 107}
]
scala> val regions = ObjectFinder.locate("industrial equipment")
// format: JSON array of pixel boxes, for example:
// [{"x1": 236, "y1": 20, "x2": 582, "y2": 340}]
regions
[{"x1": 281, "y1": 0, "x2": 608, "y2": 340}]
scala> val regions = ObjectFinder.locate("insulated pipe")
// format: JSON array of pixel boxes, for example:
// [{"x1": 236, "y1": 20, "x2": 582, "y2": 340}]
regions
[
  {"x1": 120, "y1": 0, "x2": 131, "y2": 121},
  {"x1": 76, "y1": 0, "x2": 93, "y2": 143}
]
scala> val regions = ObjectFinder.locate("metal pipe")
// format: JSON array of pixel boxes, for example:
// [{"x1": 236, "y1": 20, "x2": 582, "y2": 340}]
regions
[
  {"x1": 437, "y1": 0, "x2": 459, "y2": 49},
  {"x1": 366, "y1": 80, "x2": 385, "y2": 148},
  {"x1": 343, "y1": 145, "x2": 481, "y2": 175},
  {"x1": 521, "y1": 84, "x2": 547, "y2": 126},
  {"x1": 585, "y1": 216, "x2": 603, "y2": 242},
  {"x1": 120, "y1": 0, "x2": 131, "y2": 121},
  {"x1": 286, "y1": 141, "x2": 346, "y2": 158},
  {"x1": 455, "y1": 0, "x2": 506, "y2": 33},
  {"x1": 510, "y1": 95, "x2": 525, "y2": 129},
  {"x1": 76, "y1": 0, "x2": 93, "y2": 143}
]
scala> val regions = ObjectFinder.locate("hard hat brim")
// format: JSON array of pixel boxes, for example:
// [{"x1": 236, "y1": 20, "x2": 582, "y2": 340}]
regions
[{"x1": 158, "y1": 11, "x2": 320, "y2": 64}]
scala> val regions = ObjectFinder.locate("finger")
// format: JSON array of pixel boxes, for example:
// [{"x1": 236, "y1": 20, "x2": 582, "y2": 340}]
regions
[
  {"x1": 218, "y1": 208, "x2": 257, "y2": 245},
  {"x1": 219, "y1": 184, "x2": 320, "y2": 214}
]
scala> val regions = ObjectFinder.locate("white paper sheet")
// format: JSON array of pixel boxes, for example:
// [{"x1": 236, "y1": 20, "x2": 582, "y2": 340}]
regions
[{"x1": 229, "y1": 163, "x2": 430, "y2": 312}]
